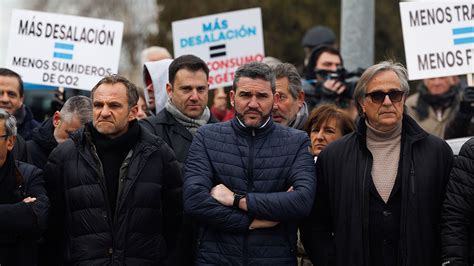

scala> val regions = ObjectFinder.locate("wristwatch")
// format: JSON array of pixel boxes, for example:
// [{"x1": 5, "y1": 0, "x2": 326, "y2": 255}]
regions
[{"x1": 233, "y1": 193, "x2": 246, "y2": 209}]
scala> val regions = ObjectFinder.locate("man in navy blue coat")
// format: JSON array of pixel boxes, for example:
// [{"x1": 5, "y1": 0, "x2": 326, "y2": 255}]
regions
[{"x1": 183, "y1": 62, "x2": 316, "y2": 265}]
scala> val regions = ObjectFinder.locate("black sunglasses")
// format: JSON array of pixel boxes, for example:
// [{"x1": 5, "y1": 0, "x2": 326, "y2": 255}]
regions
[{"x1": 365, "y1": 90, "x2": 404, "y2": 104}]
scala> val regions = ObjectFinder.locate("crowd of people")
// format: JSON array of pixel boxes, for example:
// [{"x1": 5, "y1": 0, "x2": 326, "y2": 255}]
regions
[{"x1": 0, "y1": 23, "x2": 473, "y2": 266}]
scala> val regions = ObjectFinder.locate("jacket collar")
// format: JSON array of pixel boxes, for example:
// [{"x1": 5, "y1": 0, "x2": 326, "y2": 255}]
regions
[
  {"x1": 14, "y1": 105, "x2": 35, "y2": 126},
  {"x1": 31, "y1": 117, "x2": 58, "y2": 152},
  {"x1": 72, "y1": 121, "x2": 160, "y2": 157},
  {"x1": 231, "y1": 116, "x2": 275, "y2": 138}
]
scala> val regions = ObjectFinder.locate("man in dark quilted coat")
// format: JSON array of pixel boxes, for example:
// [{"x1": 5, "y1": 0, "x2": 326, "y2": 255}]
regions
[
  {"x1": 184, "y1": 62, "x2": 316, "y2": 265},
  {"x1": 44, "y1": 75, "x2": 182, "y2": 265}
]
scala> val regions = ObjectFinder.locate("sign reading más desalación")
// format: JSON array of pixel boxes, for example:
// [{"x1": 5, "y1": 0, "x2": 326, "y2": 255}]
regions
[
  {"x1": 172, "y1": 8, "x2": 265, "y2": 88},
  {"x1": 400, "y1": 2, "x2": 473, "y2": 80},
  {"x1": 5, "y1": 9, "x2": 123, "y2": 90}
]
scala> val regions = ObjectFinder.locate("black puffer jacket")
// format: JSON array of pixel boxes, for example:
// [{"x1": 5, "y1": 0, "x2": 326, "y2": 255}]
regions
[
  {"x1": 16, "y1": 105, "x2": 40, "y2": 141},
  {"x1": 301, "y1": 115, "x2": 454, "y2": 266},
  {"x1": 27, "y1": 118, "x2": 57, "y2": 170},
  {"x1": 184, "y1": 118, "x2": 316, "y2": 265},
  {"x1": 442, "y1": 137, "x2": 474, "y2": 265},
  {"x1": 44, "y1": 123, "x2": 182, "y2": 265},
  {"x1": 0, "y1": 158, "x2": 49, "y2": 266},
  {"x1": 140, "y1": 109, "x2": 218, "y2": 173},
  {"x1": 12, "y1": 134, "x2": 30, "y2": 163}
]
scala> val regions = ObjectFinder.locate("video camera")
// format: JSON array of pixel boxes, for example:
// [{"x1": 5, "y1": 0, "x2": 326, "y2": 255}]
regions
[
  {"x1": 307, "y1": 66, "x2": 364, "y2": 102},
  {"x1": 315, "y1": 66, "x2": 365, "y2": 84}
]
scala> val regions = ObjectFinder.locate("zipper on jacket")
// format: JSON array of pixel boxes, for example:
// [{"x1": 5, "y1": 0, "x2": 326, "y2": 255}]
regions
[
  {"x1": 90, "y1": 145, "x2": 114, "y2": 229},
  {"x1": 409, "y1": 160, "x2": 415, "y2": 194},
  {"x1": 400, "y1": 146, "x2": 413, "y2": 266},
  {"x1": 244, "y1": 129, "x2": 255, "y2": 266},
  {"x1": 114, "y1": 149, "x2": 133, "y2": 220},
  {"x1": 80, "y1": 131, "x2": 115, "y2": 259}
]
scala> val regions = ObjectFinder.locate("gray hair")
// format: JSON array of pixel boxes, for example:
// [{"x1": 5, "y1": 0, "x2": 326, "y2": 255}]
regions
[
  {"x1": 272, "y1": 63, "x2": 303, "y2": 99},
  {"x1": 60, "y1": 96, "x2": 92, "y2": 124},
  {"x1": 0, "y1": 109, "x2": 17, "y2": 137},
  {"x1": 353, "y1": 60, "x2": 410, "y2": 116},
  {"x1": 262, "y1": 56, "x2": 282, "y2": 67},
  {"x1": 233, "y1": 62, "x2": 276, "y2": 93},
  {"x1": 91, "y1": 75, "x2": 139, "y2": 109},
  {"x1": 141, "y1": 46, "x2": 172, "y2": 64}
]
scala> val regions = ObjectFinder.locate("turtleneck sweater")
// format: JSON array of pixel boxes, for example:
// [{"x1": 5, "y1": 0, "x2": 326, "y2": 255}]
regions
[{"x1": 366, "y1": 121, "x2": 402, "y2": 203}]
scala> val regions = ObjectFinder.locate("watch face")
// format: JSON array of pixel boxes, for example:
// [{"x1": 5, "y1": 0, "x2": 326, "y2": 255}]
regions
[{"x1": 233, "y1": 193, "x2": 245, "y2": 208}]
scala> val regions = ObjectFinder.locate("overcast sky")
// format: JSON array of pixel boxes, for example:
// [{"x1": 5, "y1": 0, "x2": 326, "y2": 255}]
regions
[{"x1": 0, "y1": 0, "x2": 25, "y2": 66}]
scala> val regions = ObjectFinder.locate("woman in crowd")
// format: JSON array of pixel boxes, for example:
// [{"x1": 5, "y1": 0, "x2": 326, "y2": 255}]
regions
[
  {"x1": 304, "y1": 104, "x2": 355, "y2": 160},
  {"x1": 297, "y1": 104, "x2": 355, "y2": 266}
]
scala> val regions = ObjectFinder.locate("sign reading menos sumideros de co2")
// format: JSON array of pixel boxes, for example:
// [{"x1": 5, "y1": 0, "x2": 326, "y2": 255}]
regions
[
  {"x1": 172, "y1": 8, "x2": 265, "y2": 88},
  {"x1": 5, "y1": 9, "x2": 123, "y2": 90},
  {"x1": 400, "y1": 2, "x2": 473, "y2": 80}
]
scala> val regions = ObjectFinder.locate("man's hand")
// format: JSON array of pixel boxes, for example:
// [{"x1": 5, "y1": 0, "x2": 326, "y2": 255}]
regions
[
  {"x1": 249, "y1": 219, "x2": 279, "y2": 230},
  {"x1": 23, "y1": 197, "x2": 36, "y2": 203},
  {"x1": 323, "y1": 79, "x2": 346, "y2": 95},
  {"x1": 210, "y1": 184, "x2": 234, "y2": 207}
]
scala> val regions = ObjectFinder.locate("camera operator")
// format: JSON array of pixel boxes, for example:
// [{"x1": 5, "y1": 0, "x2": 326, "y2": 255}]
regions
[
  {"x1": 303, "y1": 45, "x2": 359, "y2": 119},
  {"x1": 301, "y1": 25, "x2": 337, "y2": 67},
  {"x1": 444, "y1": 85, "x2": 474, "y2": 139},
  {"x1": 406, "y1": 76, "x2": 469, "y2": 139}
]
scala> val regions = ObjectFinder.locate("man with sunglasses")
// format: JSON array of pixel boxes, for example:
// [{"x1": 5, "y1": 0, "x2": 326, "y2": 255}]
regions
[{"x1": 301, "y1": 61, "x2": 454, "y2": 266}]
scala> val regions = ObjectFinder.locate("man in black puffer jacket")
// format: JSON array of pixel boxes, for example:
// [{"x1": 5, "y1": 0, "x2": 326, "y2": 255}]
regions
[
  {"x1": 0, "y1": 108, "x2": 49, "y2": 266},
  {"x1": 442, "y1": 137, "x2": 474, "y2": 265},
  {"x1": 184, "y1": 62, "x2": 316, "y2": 265},
  {"x1": 44, "y1": 75, "x2": 182, "y2": 265}
]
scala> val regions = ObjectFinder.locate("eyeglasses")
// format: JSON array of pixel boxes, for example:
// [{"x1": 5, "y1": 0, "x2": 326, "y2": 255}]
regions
[{"x1": 365, "y1": 90, "x2": 404, "y2": 104}]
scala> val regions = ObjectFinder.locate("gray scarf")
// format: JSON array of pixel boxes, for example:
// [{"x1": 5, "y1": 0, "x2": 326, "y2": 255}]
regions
[
  {"x1": 288, "y1": 102, "x2": 309, "y2": 130},
  {"x1": 165, "y1": 99, "x2": 210, "y2": 135}
]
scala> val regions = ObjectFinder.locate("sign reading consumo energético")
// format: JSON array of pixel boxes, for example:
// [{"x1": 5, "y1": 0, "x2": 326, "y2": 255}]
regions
[
  {"x1": 172, "y1": 8, "x2": 265, "y2": 88},
  {"x1": 5, "y1": 9, "x2": 123, "y2": 90}
]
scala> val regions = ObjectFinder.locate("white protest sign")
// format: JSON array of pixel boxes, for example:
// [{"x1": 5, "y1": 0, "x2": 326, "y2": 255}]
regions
[
  {"x1": 400, "y1": 2, "x2": 474, "y2": 80},
  {"x1": 172, "y1": 8, "x2": 265, "y2": 88},
  {"x1": 5, "y1": 9, "x2": 123, "y2": 90}
]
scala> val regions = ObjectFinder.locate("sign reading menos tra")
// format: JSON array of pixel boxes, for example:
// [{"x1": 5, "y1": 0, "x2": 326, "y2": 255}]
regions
[
  {"x1": 400, "y1": 2, "x2": 474, "y2": 80},
  {"x1": 5, "y1": 9, "x2": 123, "y2": 90},
  {"x1": 172, "y1": 8, "x2": 265, "y2": 88}
]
